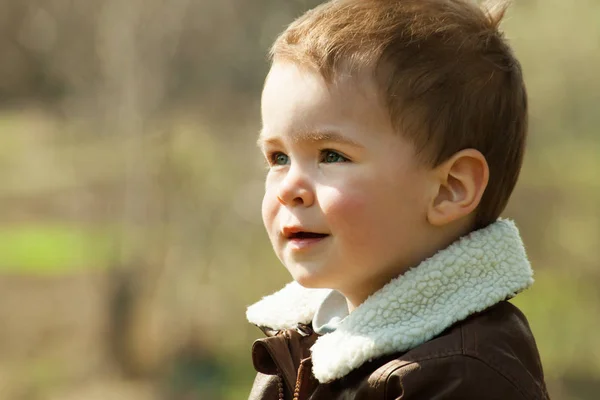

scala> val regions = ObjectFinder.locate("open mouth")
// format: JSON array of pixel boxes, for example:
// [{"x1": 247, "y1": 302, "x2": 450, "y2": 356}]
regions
[
  {"x1": 288, "y1": 231, "x2": 329, "y2": 239},
  {"x1": 283, "y1": 228, "x2": 329, "y2": 250}
]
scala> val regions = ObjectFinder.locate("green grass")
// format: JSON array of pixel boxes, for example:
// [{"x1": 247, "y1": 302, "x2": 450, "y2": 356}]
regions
[{"x1": 0, "y1": 223, "x2": 115, "y2": 274}]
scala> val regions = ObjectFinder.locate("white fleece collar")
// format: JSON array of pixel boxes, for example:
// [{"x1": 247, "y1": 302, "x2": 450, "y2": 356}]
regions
[{"x1": 246, "y1": 219, "x2": 534, "y2": 383}]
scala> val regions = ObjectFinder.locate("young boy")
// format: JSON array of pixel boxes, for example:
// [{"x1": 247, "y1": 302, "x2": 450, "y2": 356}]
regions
[{"x1": 247, "y1": 0, "x2": 549, "y2": 398}]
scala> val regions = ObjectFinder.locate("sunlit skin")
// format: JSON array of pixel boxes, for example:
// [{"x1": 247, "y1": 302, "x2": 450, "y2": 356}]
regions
[{"x1": 258, "y1": 61, "x2": 489, "y2": 311}]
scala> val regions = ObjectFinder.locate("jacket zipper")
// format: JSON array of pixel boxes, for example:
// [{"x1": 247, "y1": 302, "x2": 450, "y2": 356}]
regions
[
  {"x1": 275, "y1": 328, "x2": 315, "y2": 400},
  {"x1": 292, "y1": 362, "x2": 304, "y2": 400},
  {"x1": 276, "y1": 370, "x2": 285, "y2": 399}
]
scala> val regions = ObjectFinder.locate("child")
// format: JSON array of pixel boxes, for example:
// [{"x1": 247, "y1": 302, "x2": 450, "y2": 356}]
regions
[{"x1": 247, "y1": 0, "x2": 549, "y2": 398}]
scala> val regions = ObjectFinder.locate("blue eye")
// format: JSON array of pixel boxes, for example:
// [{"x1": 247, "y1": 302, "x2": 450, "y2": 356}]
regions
[
  {"x1": 270, "y1": 152, "x2": 290, "y2": 166},
  {"x1": 321, "y1": 150, "x2": 348, "y2": 163}
]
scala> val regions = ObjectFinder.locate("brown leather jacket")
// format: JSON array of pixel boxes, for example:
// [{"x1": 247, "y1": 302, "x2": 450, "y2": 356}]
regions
[
  {"x1": 247, "y1": 221, "x2": 550, "y2": 399},
  {"x1": 250, "y1": 301, "x2": 549, "y2": 399}
]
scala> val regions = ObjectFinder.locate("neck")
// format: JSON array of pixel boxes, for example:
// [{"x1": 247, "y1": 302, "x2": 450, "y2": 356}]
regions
[{"x1": 340, "y1": 218, "x2": 474, "y2": 311}]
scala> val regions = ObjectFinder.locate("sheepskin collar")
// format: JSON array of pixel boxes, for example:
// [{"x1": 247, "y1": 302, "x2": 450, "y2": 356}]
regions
[{"x1": 246, "y1": 219, "x2": 534, "y2": 383}]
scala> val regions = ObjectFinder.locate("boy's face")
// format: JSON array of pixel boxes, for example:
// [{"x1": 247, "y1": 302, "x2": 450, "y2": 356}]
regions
[{"x1": 259, "y1": 62, "x2": 436, "y2": 303}]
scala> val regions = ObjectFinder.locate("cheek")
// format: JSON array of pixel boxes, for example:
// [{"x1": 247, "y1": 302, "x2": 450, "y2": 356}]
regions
[
  {"x1": 321, "y1": 175, "x2": 423, "y2": 248},
  {"x1": 323, "y1": 192, "x2": 366, "y2": 223},
  {"x1": 261, "y1": 186, "x2": 279, "y2": 232},
  {"x1": 320, "y1": 184, "x2": 378, "y2": 240}
]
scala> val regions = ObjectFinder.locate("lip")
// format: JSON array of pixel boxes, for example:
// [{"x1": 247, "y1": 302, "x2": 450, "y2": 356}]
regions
[
  {"x1": 286, "y1": 235, "x2": 329, "y2": 251},
  {"x1": 281, "y1": 226, "x2": 330, "y2": 251}
]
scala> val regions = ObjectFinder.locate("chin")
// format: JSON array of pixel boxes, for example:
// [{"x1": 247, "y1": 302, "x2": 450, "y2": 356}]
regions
[{"x1": 288, "y1": 265, "x2": 332, "y2": 289}]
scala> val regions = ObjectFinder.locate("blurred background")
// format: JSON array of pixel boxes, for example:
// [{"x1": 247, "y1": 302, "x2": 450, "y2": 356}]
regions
[{"x1": 0, "y1": 0, "x2": 598, "y2": 399}]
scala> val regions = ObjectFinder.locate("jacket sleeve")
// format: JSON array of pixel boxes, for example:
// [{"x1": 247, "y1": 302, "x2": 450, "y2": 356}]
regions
[
  {"x1": 384, "y1": 355, "x2": 529, "y2": 400},
  {"x1": 249, "y1": 372, "x2": 283, "y2": 400}
]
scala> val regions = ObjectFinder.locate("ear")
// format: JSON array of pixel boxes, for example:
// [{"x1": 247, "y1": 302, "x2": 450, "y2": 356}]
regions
[{"x1": 427, "y1": 149, "x2": 489, "y2": 227}]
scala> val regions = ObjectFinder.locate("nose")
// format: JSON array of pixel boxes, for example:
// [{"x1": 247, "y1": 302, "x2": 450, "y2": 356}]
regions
[{"x1": 276, "y1": 165, "x2": 315, "y2": 207}]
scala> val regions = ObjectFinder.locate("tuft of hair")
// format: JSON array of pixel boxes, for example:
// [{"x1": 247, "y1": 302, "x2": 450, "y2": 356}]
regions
[
  {"x1": 482, "y1": 0, "x2": 511, "y2": 28},
  {"x1": 269, "y1": 0, "x2": 526, "y2": 229}
]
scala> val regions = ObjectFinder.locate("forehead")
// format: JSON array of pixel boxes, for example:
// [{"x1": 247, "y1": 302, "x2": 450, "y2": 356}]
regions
[{"x1": 260, "y1": 62, "x2": 390, "y2": 142}]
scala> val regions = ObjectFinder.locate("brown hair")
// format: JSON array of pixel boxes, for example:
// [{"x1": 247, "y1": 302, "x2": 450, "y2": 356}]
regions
[{"x1": 270, "y1": 0, "x2": 527, "y2": 229}]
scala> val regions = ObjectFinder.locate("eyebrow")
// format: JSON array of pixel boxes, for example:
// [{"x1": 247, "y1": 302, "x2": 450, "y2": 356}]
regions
[{"x1": 257, "y1": 129, "x2": 364, "y2": 149}]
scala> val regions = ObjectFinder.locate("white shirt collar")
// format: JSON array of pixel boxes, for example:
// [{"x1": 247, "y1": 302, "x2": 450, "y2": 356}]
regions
[{"x1": 312, "y1": 290, "x2": 349, "y2": 334}]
